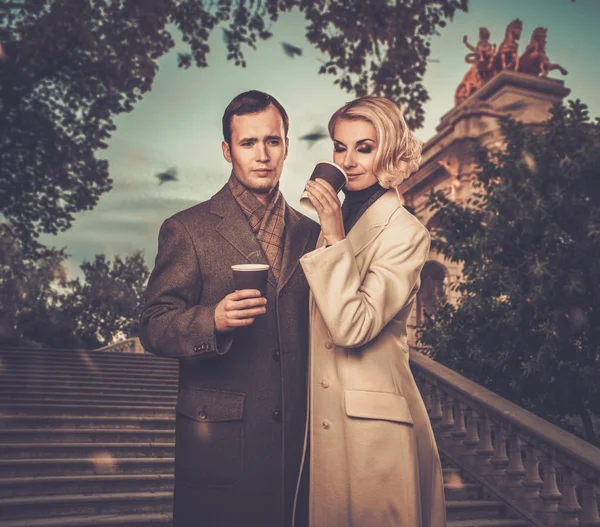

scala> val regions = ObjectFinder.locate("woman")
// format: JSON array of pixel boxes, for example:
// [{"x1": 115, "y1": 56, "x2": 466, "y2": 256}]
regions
[{"x1": 295, "y1": 96, "x2": 447, "y2": 527}]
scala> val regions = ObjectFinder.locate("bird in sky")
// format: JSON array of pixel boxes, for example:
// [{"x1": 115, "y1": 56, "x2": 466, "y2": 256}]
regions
[
  {"x1": 155, "y1": 167, "x2": 179, "y2": 185},
  {"x1": 281, "y1": 42, "x2": 303, "y2": 58},
  {"x1": 298, "y1": 126, "x2": 328, "y2": 148}
]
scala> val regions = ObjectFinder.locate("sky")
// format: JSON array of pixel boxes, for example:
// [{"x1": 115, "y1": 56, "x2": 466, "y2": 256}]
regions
[{"x1": 38, "y1": 0, "x2": 600, "y2": 278}]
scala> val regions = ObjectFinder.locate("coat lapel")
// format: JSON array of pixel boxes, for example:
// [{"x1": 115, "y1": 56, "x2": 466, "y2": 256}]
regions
[
  {"x1": 277, "y1": 205, "x2": 311, "y2": 293},
  {"x1": 210, "y1": 184, "x2": 277, "y2": 289},
  {"x1": 346, "y1": 189, "x2": 402, "y2": 256}
]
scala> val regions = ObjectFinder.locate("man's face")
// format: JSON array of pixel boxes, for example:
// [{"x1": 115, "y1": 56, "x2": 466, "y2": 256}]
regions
[{"x1": 222, "y1": 104, "x2": 289, "y2": 194}]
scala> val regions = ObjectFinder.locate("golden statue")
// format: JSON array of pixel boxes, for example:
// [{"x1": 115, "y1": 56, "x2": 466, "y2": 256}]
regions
[
  {"x1": 493, "y1": 18, "x2": 523, "y2": 73},
  {"x1": 454, "y1": 27, "x2": 496, "y2": 106},
  {"x1": 518, "y1": 27, "x2": 568, "y2": 77}
]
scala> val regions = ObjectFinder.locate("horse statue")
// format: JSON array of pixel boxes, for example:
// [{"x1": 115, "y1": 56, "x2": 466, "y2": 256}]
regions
[
  {"x1": 454, "y1": 27, "x2": 496, "y2": 106},
  {"x1": 493, "y1": 18, "x2": 523, "y2": 73},
  {"x1": 518, "y1": 27, "x2": 568, "y2": 77}
]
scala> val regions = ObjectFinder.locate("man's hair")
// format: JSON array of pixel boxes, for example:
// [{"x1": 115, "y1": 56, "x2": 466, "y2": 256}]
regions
[{"x1": 222, "y1": 90, "x2": 289, "y2": 144}]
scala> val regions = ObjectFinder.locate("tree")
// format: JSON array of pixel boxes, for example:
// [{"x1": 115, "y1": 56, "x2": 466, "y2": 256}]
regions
[
  {"x1": 65, "y1": 251, "x2": 150, "y2": 348},
  {"x1": 0, "y1": 222, "x2": 78, "y2": 347},
  {"x1": 417, "y1": 101, "x2": 600, "y2": 443},
  {"x1": 0, "y1": 223, "x2": 150, "y2": 348},
  {"x1": 0, "y1": 0, "x2": 467, "y2": 251}
]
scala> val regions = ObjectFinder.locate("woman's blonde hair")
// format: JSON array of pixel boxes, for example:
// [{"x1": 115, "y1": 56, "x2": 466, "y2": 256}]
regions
[{"x1": 328, "y1": 96, "x2": 422, "y2": 189}]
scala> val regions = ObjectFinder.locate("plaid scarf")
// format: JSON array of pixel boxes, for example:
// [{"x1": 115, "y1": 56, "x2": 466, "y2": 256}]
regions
[{"x1": 228, "y1": 173, "x2": 286, "y2": 281}]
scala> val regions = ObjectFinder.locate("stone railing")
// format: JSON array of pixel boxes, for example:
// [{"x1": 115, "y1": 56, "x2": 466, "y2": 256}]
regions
[
  {"x1": 96, "y1": 337, "x2": 145, "y2": 354},
  {"x1": 410, "y1": 349, "x2": 600, "y2": 527}
]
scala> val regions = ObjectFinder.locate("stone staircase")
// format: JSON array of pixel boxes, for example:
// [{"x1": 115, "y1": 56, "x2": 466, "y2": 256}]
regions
[{"x1": 0, "y1": 347, "x2": 530, "y2": 526}]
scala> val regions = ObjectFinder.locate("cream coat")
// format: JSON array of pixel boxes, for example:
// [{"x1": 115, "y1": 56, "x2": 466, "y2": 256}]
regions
[{"x1": 296, "y1": 189, "x2": 447, "y2": 527}]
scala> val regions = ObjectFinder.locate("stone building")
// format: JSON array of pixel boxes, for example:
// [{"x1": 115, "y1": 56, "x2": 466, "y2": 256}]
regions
[{"x1": 404, "y1": 59, "x2": 570, "y2": 344}]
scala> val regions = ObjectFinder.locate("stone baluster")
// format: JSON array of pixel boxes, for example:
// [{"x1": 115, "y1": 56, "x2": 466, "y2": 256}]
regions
[
  {"x1": 429, "y1": 385, "x2": 444, "y2": 431},
  {"x1": 537, "y1": 456, "x2": 563, "y2": 526},
  {"x1": 557, "y1": 467, "x2": 582, "y2": 526},
  {"x1": 520, "y1": 444, "x2": 544, "y2": 513},
  {"x1": 450, "y1": 400, "x2": 467, "y2": 457},
  {"x1": 490, "y1": 424, "x2": 509, "y2": 486},
  {"x1": 503, "y1": 432, "x2": 526, "y2": 499},
  {"x1": 474, "y1": 414, "x2": 495, "y2": 477},
  {"x1": 460, "y1": 406, "x2": 481, "y2": 467},
  {"x1": 439, "y1": 393, "x2": 456, "y2": 450},
  {"x1": 419, "y1": 379, "x2": 432, "y2": 413},
  {"x1": 579, "y1": 481, "x2": 600, "y2": 527}
]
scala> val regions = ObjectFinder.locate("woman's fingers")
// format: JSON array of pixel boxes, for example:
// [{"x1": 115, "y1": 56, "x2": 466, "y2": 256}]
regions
[
  {"x1": 304, "y1": 186, "x2": 326, "y2": 211},
  {"x1": 314, "y1": 178, "x2": 340, "y2": 203},
  {"x1": 306, "y1": 181, "x2": 340, "y2": 211}
]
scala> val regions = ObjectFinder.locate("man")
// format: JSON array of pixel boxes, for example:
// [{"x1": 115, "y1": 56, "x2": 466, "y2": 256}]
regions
[{"x1": 139, "y1": 90, "x2": 319, "y2": 527}]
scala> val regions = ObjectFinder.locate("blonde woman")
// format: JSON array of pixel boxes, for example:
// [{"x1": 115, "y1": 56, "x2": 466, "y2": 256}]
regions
[{"x1": 295, "y1": 96, "x2": 447, "y2": 527}]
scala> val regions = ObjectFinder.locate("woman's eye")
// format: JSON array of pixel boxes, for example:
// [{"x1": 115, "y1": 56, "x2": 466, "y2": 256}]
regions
[
  {"x1": 358, "y1": 148, "x2": 372, "y2": 154},
  {"x1": 334, "y1": 146, "x2": 346, "y2": 153}
]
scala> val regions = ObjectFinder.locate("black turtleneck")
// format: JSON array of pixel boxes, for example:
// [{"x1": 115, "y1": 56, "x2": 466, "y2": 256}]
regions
[{"x1": 341, "y1": 182, "x2": 388, "y2": 234}]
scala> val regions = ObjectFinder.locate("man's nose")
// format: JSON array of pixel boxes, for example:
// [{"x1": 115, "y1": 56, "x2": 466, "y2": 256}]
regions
[{"x1": 256, "y1": 143, "x2": 270, "y2": 162}]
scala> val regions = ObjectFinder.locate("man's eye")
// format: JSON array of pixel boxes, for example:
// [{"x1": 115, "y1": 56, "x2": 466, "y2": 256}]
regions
[
  {"x1": 242, "y1": 142, "x2": 253, "y2": 147},
  {"x1": 267, "y1": 140, "x2": 280, "y2": 146}
]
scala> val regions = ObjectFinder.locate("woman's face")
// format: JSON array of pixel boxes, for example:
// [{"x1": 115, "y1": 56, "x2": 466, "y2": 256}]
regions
[{"x1": 332, "y1": 118, "x2": 379, "y2": 191}]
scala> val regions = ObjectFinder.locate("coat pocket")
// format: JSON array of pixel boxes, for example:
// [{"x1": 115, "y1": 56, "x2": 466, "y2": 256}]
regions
[
  {"x1": 175, "y1": 387, "x2": 245, "y2": 488},
  {"x1": 344, "y1": 390, "x2": 414, "y2": 425}
]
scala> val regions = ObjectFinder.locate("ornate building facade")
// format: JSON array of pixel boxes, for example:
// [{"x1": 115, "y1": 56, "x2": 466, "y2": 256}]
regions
[{"x1": 405, "y1": 21, "x2": 570, "y2": 344}]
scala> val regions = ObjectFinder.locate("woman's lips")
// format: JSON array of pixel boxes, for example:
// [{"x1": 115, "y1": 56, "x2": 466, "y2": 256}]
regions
[{"x1": 346, "y1": 173, "x2": 363, "y2": 178}]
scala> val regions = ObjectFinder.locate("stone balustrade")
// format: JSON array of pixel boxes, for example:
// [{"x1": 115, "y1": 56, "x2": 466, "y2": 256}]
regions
[{"x1": 410, "y1": 349, "x2": 600, "y2": 527}]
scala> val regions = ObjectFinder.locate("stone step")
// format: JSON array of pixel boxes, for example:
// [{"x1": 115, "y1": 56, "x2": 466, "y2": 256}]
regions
[
  {"x1": 0, "y1": 474, "x2": 174, "y2": 498},
  {"x1": 446, "y1": 500, "x2": 507, "y2": 521},
  {"x1": 0, "y1": 383, "x2": 177, "y2": 396},
  {"x1": 0, "y1": 348, "x2": 174, "y2": 366},
  {"x1": 0, "y1": 370, "x2": 178, "y2": 383},
  {"x1": 0, "y1": 442, "x2": 175, "y2": 459},
  {"x1": 0, "y1": 491, "x2": 172, "y2": 521},
  {"x1": 0, "y1": 378, "x2": 177, "y2": 392},
  {"x1": 444, "y1": 483, "x2": 482, "y2": 501},
  {"x1": 447, "y1": 520, "x2": 530, "y2": 527},
  {"x1": 0, "y1": 457, "x2": 175, "y2": 477},
  {"x1": 0, "y1": 393, "x2": 178, "y2": 405},
  {"x1": 1, "y1": 415, "x2": 175, "y2": 430},
  {"x1": 0, "y1": 428, "x2": 176, "y2": 443},
  {"x1": 1, "y1": 355, "x2": 177, "y2": 369},
  {"x1": 443, "y1": 466, "x2": 470, "y2": 484},
  {"x1": 0, "y1": 513, "x2": 172, "y2": 527},
  {"x1": 0, "y1": 403, "x2": 175, "y2": 417}
]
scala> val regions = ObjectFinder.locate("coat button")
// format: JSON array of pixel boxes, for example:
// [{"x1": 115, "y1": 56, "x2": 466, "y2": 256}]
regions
[
  {"x1": 324, "y1": 341, "x2": 334, "y2": 349},
  {"x1": 193, "y1": 345, "x2": 200, "y2": 352},
  {"x1": 272, "y1": 410, "x2": 281, "y2": 421},
  {"x1": 278, "y1": 290, "x2": 284, "y2": 297},
  {"x1": 322, "y1": 420, "x2": 331, "y2": 430},
  {"x1": 273, "y1": 350, "x2": 280, "y2": 361},
  {"x1": 320, "y1": 379, "x2": 330, "y2": 389},
  {"x1": 198, "y1": 410, "x2": 207, "y2": 420}
]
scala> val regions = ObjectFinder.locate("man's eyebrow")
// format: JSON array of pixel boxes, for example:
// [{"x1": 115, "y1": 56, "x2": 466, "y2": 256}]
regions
[{"x1": 237, "y1": 135, "x2": 282, "y2": 144}]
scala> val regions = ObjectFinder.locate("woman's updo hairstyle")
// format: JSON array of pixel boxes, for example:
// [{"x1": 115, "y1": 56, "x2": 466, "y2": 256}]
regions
[{"x1": 328, "y1": 96, "x2": 422, "y2": 189}]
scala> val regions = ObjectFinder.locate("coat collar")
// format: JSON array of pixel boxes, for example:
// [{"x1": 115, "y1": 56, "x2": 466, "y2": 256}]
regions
[
  {"x1": 210, "y1": 183, "x2": 311, "y2": 292},
  {"x1": 317, "y1": 189, "x2": 402, "y2": 256}
]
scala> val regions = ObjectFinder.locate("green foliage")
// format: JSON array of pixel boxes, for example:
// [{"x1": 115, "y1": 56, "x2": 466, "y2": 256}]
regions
[
  {"x1": 0, "y1": 0, "x2": 467, "y2": 250},
  {"x1": 0, "y1": 223, "x2": 149, "y2": 348},
  {"x1": 418, "y1": 101, "x2": 600, "y2": 443},
  {"x1": 66, "y1": 252, "x2": 150, "y2": 348}
]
